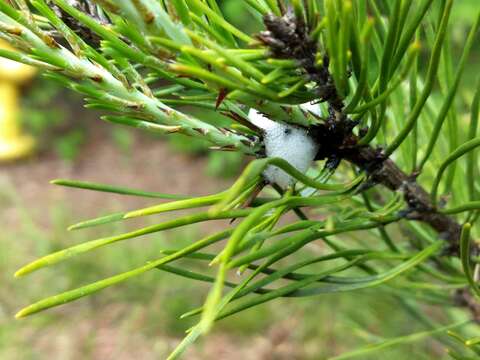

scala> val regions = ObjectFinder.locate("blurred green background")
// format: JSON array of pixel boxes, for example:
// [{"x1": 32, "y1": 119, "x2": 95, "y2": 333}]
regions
[{"x1": 1, "y1": 1, "x2": 479, "y2": 359}]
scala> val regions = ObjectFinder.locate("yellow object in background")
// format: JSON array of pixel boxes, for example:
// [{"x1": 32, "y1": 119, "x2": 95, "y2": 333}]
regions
[{"x1": 0, "y1": 40, "x2": 36, "y2": 162}]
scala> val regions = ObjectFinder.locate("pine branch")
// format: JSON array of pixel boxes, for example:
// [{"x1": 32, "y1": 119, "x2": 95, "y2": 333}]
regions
[
  {"x1": 260, "y1": 9, "x2": 480, "y2": 320},
  {"x1": 2, "y1": 2, "x2": 480, "y2": 357},
  {"x1": 260, "y1": 9, "x2": 464, "y2": 254}
]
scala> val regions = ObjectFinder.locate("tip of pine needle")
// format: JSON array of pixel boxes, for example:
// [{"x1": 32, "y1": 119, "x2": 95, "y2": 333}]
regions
[
  {"x1": 15, "y1": 310, "x2": 26, "y2": 319},
  {"x1": 15, "y1": 304, "x2": 36, "y2": 319},
  {"x1": 14, "y1": 267, "x2": 27, "y2": 278},
  {"x1": 236, "y1": 266, "x2": 248, "y2": 276},
  {"x1": 123, "y1": 212, "x2": 137, "y2": 219},
  {"x1": 208, "y1": 257, "x2": 220, "y2": 266}
]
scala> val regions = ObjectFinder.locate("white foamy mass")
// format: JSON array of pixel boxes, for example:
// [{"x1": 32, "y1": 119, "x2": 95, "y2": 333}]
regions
[{"x1": 248, "y1": 108, "x2": 319, "y2": 189}]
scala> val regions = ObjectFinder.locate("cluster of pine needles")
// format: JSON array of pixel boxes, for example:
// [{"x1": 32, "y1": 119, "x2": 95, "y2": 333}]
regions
[{"x1": 1, "y1": 0, "x2": 480, "y2": 358}]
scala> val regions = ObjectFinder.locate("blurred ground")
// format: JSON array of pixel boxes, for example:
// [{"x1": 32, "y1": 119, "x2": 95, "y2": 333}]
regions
[{"x1": 2, "y1": 121, "x2": 231, "y2": 224}]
